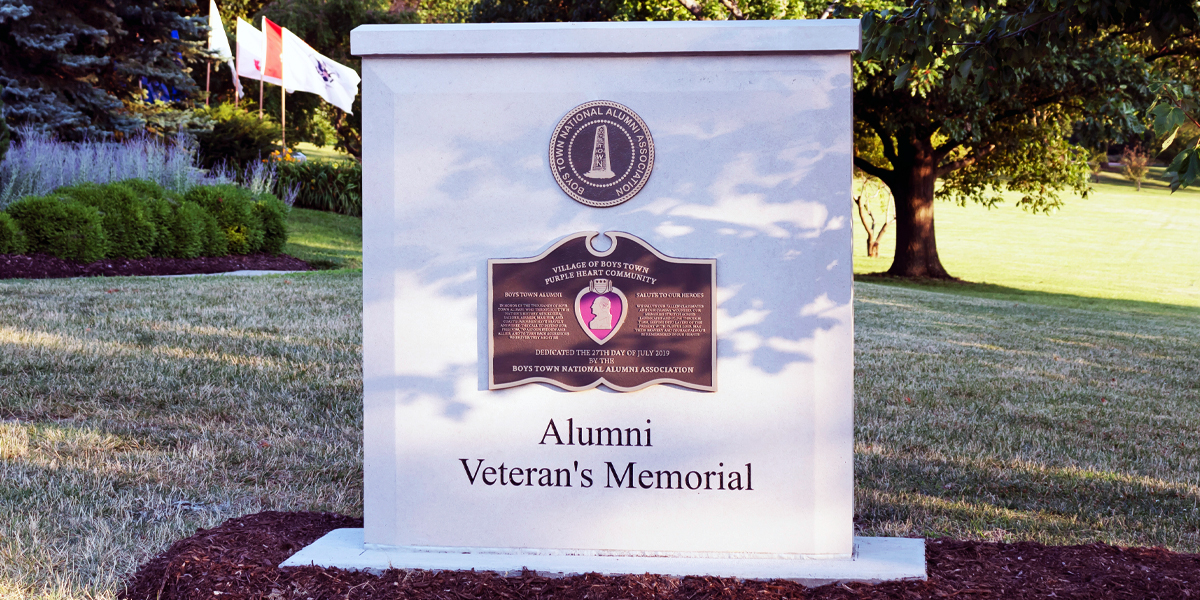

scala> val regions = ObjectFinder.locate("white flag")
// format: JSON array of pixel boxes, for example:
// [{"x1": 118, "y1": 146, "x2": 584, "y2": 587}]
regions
[
  {"x1": 281, "y1": 28, "x2": 361, "y2": 113},
  {"x1": 236, "y1": 17, "x2": 283, "y2": 86},
  {"x1": 208, "y1": 0, "x2": 233, "y2": 61},
  {"x1": 208, "y1": 1, "x2": 242, "y2": 98}
]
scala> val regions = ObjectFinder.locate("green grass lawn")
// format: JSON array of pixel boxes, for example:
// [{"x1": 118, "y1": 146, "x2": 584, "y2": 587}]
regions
[
  {"x1": 854, "y1": 170, "x2": 1200, "y2": 310},
  {"x1": 293, "y1": 141, "x2": 354, "y2": 163},
  {"x1": 1, "y1": 171, "x2": 1199, "y2": 598},
  {"x1": 284, "y1": 207, "x2": 362, "y2": 270}
]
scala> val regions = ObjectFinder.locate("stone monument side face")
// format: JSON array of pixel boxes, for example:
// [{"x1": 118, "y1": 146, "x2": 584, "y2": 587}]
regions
[{"x1": 359, "y1": 24, "x2": 855, "y2": 558}]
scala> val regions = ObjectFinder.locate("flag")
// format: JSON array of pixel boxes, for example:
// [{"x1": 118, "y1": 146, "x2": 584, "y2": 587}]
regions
[
  {"x1": 208, "y1": 0, "x2": 242, "y2": 98},
  {"x1": 207, "y1": 0, "x2": 232, "y2": 61},
  {"x1": 236, "y1": 18, "x2": 281, "y2": 86},
  {"x1": 263, "y1": 18, "x2": 284, "y2": 82},
  {"x1": 281, "y1": 28, "x2": 361, "y2": 113}
]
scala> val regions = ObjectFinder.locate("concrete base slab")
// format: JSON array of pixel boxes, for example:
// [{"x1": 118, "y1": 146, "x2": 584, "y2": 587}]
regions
[
  {"x1": 154, "y1": 270, "x2": 305, "y2": 278},
  {"x1": 280, "y1": 529, "x2": 926, "y2": 586}
]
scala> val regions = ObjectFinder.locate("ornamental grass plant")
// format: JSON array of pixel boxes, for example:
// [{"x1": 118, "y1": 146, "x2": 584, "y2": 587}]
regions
[
  {"x1": 0, "y1": 132, "x2": 221, "y2": 209},
  {"x1": 0, "y1": 131, "x2": 300, "y2": 211}
]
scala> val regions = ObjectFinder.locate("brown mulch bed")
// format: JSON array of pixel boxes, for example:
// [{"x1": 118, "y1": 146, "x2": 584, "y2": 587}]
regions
[
  {"x1": 121, "y1": 511, "x2": 1200, "y2": 600},
  {"x1": 0, "y1": 253, "x2": 311, "y2": 279}
]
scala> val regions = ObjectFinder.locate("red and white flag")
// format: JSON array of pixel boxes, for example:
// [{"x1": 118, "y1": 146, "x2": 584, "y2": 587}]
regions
[
  {"x1": 281, "y1": 28, "x2": 361, "y2": 113},
  {"x1": 235, "y1": 17, "x2": 282, "y2": 86},
  {"x1": 262, "y1": 18, "x2": 284, "y2": 82}
]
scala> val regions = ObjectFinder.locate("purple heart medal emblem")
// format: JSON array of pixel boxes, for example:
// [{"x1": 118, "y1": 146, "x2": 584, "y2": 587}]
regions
[{"x1": 575, "y1": 278, "x2": 627, "y2": 345}]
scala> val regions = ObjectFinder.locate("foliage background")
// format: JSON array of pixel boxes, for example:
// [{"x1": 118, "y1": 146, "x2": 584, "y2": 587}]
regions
[{"x1": 0, "y1": 0, "x2": 210, "y2": 140}]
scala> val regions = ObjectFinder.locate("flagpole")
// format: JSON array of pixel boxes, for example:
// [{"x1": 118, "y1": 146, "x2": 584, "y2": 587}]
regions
[
  {"x1": 281, "y1": 87, "x2": 286, "y2": 149},
  {"x1": 259, "y1": 16, "x2": 266, "y2": 120},
  {"x1": 205, "y1": 61, "x2": 211, "y2": 106}
]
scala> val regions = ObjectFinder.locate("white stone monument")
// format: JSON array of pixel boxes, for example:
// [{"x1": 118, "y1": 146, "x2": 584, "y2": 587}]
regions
[{"x1": 283, "y1": 20, "x2": 925, "y2": 585}]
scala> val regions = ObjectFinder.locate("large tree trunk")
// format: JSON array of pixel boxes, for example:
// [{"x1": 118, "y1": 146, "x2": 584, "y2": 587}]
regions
[{"x1": 882, "y1": 138, "x2": 952, "y2": 279}]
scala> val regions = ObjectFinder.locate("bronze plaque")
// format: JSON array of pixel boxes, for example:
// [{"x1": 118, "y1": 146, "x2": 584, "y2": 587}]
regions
[
  {"x1": 489, "y1": 232, "x2": 715, "y2": 392},
  {"x1": 550, "y1": 101, "x2": 655, "y2": 208}
]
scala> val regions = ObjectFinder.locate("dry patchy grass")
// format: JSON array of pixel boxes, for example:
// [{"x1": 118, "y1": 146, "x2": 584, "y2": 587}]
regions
[
  {"x1": 1, "y1": 275, "x2": 1198, "y2": 598},
  {"x1": 854, "y1": 282, "x2": 1200, "y2": 550},
  {"x1": 0, "y1": 273, "x2": 361, "y2": 599}
]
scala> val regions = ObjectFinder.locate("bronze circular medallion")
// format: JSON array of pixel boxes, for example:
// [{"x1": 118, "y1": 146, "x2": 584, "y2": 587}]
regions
[{"x1": 549, "y1": 100, "x2": 655, "y2": 208}]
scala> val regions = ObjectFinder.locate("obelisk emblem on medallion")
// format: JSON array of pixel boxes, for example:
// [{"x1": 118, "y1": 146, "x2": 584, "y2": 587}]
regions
[
  {"x1": 584, "y1": 125, "x2": 616, "y2": 179},
  {"x1": 575, "y1": 278, "x2": 627, "y2": 345},
  {"x1": 549, "y1": 100, "x2": 655, "y2": 208}
]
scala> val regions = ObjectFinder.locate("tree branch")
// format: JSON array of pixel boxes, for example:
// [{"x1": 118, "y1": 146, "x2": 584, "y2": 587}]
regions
[
  {"x1": 934, "y1": 138, "x2": 960, "y2": 155},
  {"x1": 967, "y1": 92, "x2": 1068, "y2": 137},
  {"x1": 859, "y1": 112, "x2": 899, "y2": 167},
  {"x1": 672, "y1": 0, "x2": 706, "y2": 19},
  {"x1": 717, "y1": 0, "x2": 745, "y2": 19},
  {"x1": 855, "y1": 156, "x2": 893, "y2": 182},
  {"x1": 936, "y1": 143, "x2": 996, "y2": 178},
  {"x1": 1147, "y1": 44, "x2": 1200, "y2": 61}
]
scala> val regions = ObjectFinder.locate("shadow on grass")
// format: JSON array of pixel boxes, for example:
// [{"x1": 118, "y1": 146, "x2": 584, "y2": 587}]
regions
[
  {"x1": 854, "y1": 449, "x2": 1200, "y2": 549},
  {"x1": 854, "y1": 273, "x2": 1200, "y2": 319}
]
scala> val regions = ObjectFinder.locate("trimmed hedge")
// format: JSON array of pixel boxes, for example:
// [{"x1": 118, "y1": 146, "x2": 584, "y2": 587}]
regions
[
  {"x1": 6, "y1": 195, "x2": 107, "y2": 262},
  {"x1": 254, "y1": 193, "x2": 288, "y2": 254},
  {"x1": 0, "y1": 180, "x2": 288, "y2": 262},
  {"x1": 184, "y1": 184, "x2": 264, "y2": 255},
  {"x1": 0, "y1": 212, "x2": 26, "y2": 254},
  {"x1": 56, "y1": 182, "x2": 157, "y2": 258},
  {"x1": 119, "y1": 179, "x2": 180, "y2": 257},
  {"x1": 168, "y1": 201, "x2": 208, "y2": 259},
  {"x1": 197, "y1": 207, "x2": 229, "y2": 257}
]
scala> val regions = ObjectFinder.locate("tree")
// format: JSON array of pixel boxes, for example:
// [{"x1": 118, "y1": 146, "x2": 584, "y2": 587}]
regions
[
  {"x1": 472, "y1": 0, "x2": 1200, "y2": 278},
  {"x1": 0, "y1": 85, "x2": 9, "y2": 163},
  {"x1": 470, "y1": 0, "x2": 823, "y2": 24},
  {"x1": 257, "y1": 0, "x2": 416, "y2": 157},
  {"x1": 1085, "y1": 147, "x2": 1108, "y2": 183},
  {"x1": 854, "y1": 174, "x2": 894, "y2": 258},
  {"x1": 1120, "y1": 145, "x2": 1150, "y2": 190},
  {"x1": 858, "y1": 0, "x2": 1200, "y2": 277},
  {"x1": 0, "y1": 0, "x2": 210, "y2": 140}
]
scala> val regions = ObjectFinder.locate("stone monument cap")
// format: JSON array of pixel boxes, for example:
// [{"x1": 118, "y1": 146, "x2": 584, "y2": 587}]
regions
[{"x1": 351, "y1": 20, "x2": 861, "y2": 57}]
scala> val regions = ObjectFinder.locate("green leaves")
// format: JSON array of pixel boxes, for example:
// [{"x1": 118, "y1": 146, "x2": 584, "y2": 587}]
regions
[
  {"x1": 1147, "y1": 82, "x2": 1200, "y2": 190},
  {"x1": 1166, "y1": 148, "x2": 1200, "y2": 192},
  {"x1": 1150, "y1": 103, "x2": 1188, "y2": 139},
  {"x1": 894, "y1": 63, "x2": 912, "y2": 90}
]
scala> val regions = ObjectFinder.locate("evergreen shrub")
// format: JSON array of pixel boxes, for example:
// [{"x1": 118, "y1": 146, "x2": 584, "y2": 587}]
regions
[
  {"x1": 184, "y1": 184, "x2": 259, "y2": 254},
  {"x1": 0, "y1": 212, "x2": 26, "y2": 254},
  {"x1": 197, "y1": 207, "x2": 228, "y2": 257},
  {"x1": 119, "y1": 179, "x2": 179, "y2": 257},
  {"x1": 145, "y1": 197, "x2": 176, "y2": 257},
  {"x1": 6, "y1": 195, "x2": 107, "y2": 262},
  {"x1": 194, "y1": 103, "x2": 280, "y2": 169},
  {"x1": 56, "y1": 182, "x2": 157, "y2": 258},
  {"x1": 254, "y1": 193, "x2": 289, "y2": 254},
  {"x1": 170, "y1": 201, "x2": 209, "y2": 259},
  {"x1": 0, "y1": 86, "x2": 9, "y2": 164}
]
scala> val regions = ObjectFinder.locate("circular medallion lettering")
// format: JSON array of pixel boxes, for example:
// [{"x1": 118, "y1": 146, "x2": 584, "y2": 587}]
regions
[{"x1": 549, "y1": 100, "x2": 655, "y2": 208}]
